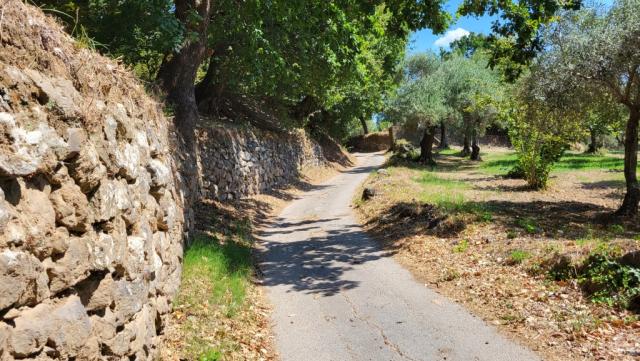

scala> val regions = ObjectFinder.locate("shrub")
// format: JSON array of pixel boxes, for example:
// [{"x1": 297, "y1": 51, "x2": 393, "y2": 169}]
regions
[
  {"x1": 516, "y1": 217, "x2": 539, "y2": 234},
  {"x1": 392, "y1": 140, "x2": 420, "y2": 161},
  {"x1": 578, "y1": 246, "x2": 640, "y2": 310}
]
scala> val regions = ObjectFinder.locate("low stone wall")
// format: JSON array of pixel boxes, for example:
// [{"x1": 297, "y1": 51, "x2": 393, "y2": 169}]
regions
[
  {"x1": 198, "y1": 125, "x2": 325, "y2": 200},
  {"x1": 0, "y1": 2, "x2": 185, "y2": 360}
]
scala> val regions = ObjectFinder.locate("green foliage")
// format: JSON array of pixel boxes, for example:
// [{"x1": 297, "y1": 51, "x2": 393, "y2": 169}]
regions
[
  {"x1": 452, "y1": 239, "x2": 470, "y2": 253},
  {"x1": 579, "y1": 246, "x2": 640, "y2": 310},
  {"x1": 35, "y1": 0, "x2": 184, "y2": 80},
  {"x1": 499, "y1": 74, "x2": 576, "y2": 189},
  {"x1": 199, "y1": 349, "x2": 222, "y2": 361},
  {"x1": 509, "y1": 249, "x2": 531, "y2": 264},
  {"x1": 608, "y1": 224, "x2": 625, "y2": 236},
  {"x1": 516, "y1": 217, "x2": 539, "y2": 234},
  {"x1": 458, "y1": 0, "x2": 581, "y2": 80},
  {"x1": 384, "y1": 51, "x2": 502, "y2": 156}
]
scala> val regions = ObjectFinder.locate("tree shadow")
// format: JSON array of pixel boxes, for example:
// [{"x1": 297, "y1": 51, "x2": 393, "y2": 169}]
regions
[
  {"x1": 255, "y1": 219, "x2": 395, "y2": 297},
  {"x1": 365, "y1": 198, "x2": 640, "y2": 248}
]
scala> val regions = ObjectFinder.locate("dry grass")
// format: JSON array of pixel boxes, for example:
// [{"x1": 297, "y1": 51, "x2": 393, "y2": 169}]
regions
[{"x1": 355, "y1": 147, "x2": 640, "y2": 361}]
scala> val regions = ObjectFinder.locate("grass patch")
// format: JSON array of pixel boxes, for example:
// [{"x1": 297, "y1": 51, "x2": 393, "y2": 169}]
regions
[
  {"x1": 516, "y1": 217, "x2": 539, "y2": 234},
  {"x1": 181, "y1": 237, "x2": 251, "y2": 317},
  {"x1": 172, "y1": 222, "x2": 260, "y2": 360},
  {"x1": 437, "y1": 148, "x2": 461, "y2": 156},
  {"x1": 452, "y1": 239, "x2": 470, "y2": 253},
  {"x1": 480, "y1": 152, "x2": 519, "y2": 175},
  {"x1": 480, "y1": 150, "x2": 630, "y2": 176},
  {"x1": 509, "y1": 249, "x2": 531, "y2": 264},
  {"x1": 414, "y1": 170, "x2": 485, "y2": 214}
]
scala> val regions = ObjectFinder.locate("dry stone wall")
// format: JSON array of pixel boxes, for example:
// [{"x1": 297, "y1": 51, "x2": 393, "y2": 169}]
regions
[
  {"x1": 0, "y1": 2, "x2": 185, "y2": 360},
  {"x1": 198, "y1": 125, "x2": 325, "y2": 200}
]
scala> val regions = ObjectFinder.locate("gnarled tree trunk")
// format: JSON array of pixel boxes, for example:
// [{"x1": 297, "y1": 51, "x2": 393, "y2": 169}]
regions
[
  {"x1": 617, "y1": 107, "x2": 640, "y2": 216},
  {"x1": 157, "y1": 0, "x2": 212, "y2": 147},
  {"x1": 420, "y1": 126, "x2": 437, "y2": 166},
  {"x1": 470, "y1": 128, "x2": 481, "y2": 161},
  {"x1": 156, "y1": 0, "x2": 212, "y2": 238},
  {"x1": 461, "y1": 133, "x2": 471, "y2": 156},
  {"x1": 439, "y1": 120, "x2": 449, "y2": 149}
]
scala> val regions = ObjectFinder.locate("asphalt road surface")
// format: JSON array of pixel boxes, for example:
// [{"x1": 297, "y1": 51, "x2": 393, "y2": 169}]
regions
[{"x1": 258, "y1": 152, "x2": 539, "y2": 361}]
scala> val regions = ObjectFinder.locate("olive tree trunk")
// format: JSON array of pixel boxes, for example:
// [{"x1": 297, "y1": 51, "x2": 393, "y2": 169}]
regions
[
  {"x1": 461, "y1": 133, "x2": 471, "y2": 156},
  {"x1": 155, "y1": 0, "x2": 212, "y2": 238},
  {"x1": 420, "y1": 126, "x2": 437, "y2": 166},
  {"x1": 439, "y1": 120, "x2": 449, "y2": 149},
  {"x1": 470, "y1": 129, "x2": 481, "y2": 161},
  {"x1": 617, "y1": 107, "x2": 640, "y2": 216}
]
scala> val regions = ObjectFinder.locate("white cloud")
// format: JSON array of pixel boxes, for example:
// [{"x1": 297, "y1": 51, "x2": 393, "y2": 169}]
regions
[{"x1": 434, "y1": 28, "x2": 470, "y2": 48}]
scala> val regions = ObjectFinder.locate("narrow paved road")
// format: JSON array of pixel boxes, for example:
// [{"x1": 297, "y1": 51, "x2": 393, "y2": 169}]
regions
[{"x1": 258, "y1": 153, "x2": 539, "y2": 361}]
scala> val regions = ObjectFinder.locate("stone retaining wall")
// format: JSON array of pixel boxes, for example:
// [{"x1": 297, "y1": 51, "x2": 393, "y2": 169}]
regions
[
  {"x1": 198, "y1": 125, "x2": 325, "y2": 200},
  {"x1": 0, "y1": 2, "x2": 185, "y2": 359}
]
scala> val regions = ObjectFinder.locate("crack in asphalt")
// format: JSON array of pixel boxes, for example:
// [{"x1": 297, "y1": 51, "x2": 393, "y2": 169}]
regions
[{"x1": 342, "y1": 291, "x2": 417, "y2": 361}]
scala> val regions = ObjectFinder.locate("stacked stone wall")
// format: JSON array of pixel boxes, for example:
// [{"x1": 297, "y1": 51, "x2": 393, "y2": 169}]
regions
[
  {"x1": 198, "y1": 125, "x2": 325, "y2": 200},
  {"x1": 0, "y1": 2, "x2": 185, "y2": 359}
]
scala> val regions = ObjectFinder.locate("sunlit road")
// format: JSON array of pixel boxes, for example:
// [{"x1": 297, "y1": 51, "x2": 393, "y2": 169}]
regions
[{"x1": 258, "y1": 152, "x2": 539, "y2": 361}]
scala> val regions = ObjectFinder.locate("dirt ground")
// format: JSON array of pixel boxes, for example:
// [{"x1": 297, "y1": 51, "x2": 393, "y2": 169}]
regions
[{"x1": 355, "y1": 147, "x2": 640, "y2": 361}]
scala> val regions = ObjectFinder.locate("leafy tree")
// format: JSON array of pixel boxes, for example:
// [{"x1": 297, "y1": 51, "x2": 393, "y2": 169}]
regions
[
  {"x1": 501, "y1": 73, "x2": 579, "y2": 189},
  {"x1": 435, "y1": 53, "x2": 502, "y2": 160},
  {"x1": 385, "y1": 53, "x2": 446, "y2": 165},
  {"x1": 529, "y1": 1, "x2": 640, "y2": 214},
  {"x1": 35, "y1": 0, "x2": 184, "y2": 80},
  {"x1": 458, "y1": 0, "x2": 582, "y2": 80}
]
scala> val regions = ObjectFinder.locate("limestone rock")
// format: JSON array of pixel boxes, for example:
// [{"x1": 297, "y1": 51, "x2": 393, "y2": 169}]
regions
[
  {"x1": 9, "y1": 296, "x2": 91, "y2": 359},
  {"x1": 112, "y1": 279, "x2": 148, "y2": 326},
  {"x1": 91, "y1": 179, "x2": 131, "y2": 222},
  {"x1": 147, "y1": 158, "x2": 171, "y2": 187},
  {"x1": 65, "y1": 127, "x2": 86, "y2": 159},
  {"x1": 46, "y1": 235, "x2": 91, "y2": 294},
  {"x1": 24, "y1": 69, "x2": 82, "y2": 117},
  {"x1": 68, "y1": 143, "x2": 107, "y2": 193},
  {"x1": 49, "y1": 182, "x2": 91, "y2": 232},
  {"x1": 0, "y1": 249, "x2": 49, "y2": 310}
]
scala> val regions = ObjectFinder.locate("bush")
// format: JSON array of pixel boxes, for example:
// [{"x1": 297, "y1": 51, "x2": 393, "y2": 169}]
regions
[
  {"x1": 513, "y1": 139, "x2": 567, "y2": 189},
  {"x1": 578, "y1": 246, "x2": 640, "y2": 311},
  {"x1": 392, "y1": 140, "x2": 419, "y2": 161}
]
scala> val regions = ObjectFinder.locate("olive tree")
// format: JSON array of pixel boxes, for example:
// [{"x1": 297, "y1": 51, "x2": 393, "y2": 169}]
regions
[
  {"x1": 385, "y1": 53, "x2": 446, "y2": 165},
  {"x1": 534, "y1": 1, "x2": 640, "y2": 214},
  {"x1": 436, "y1": 53, "x2": 502, "y2": 160}
]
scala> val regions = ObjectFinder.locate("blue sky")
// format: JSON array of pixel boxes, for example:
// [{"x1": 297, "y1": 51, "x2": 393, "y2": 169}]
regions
[
  {"x1": 407, "y1": 0, "x2": 614, "y2": 54},
  {"x1": 407, "y1": 0, "x2": 497, "y2": 54}
]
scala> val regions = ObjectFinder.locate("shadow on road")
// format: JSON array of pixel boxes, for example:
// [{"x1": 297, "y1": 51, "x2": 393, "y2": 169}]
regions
[{"x1": 256, "y1": 217, "x2": 395, "y2": 297}]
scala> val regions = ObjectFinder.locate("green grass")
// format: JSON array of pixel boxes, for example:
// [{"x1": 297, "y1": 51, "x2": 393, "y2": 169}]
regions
[
  {"x1": 509, "y1": 249, "x2": 531, "y2": 264},
  {"x1": 437, "y1": 148, "x2": 461, "y2": 156},
  {"x1": 517, "y1": 217, "x2": 540, "y2": 234},
  {"x1": 182, "y1": 237, "x2": 252, "y2": 317},
  {"x1": 480, "y1": 150, "x2": 628, "y2": 176},
  {"x1": 175, "y1": 228, "x2": 255, "y2": 359},
  {"x1": 414, "y1": 171, "x2": 483, "y2": 213},
  {"x1": 480, "y1": 152, "x2": 519, "y2": 175},
  {"x1": 452, "y1": 239, "x2": 470, "y2": 253}
]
